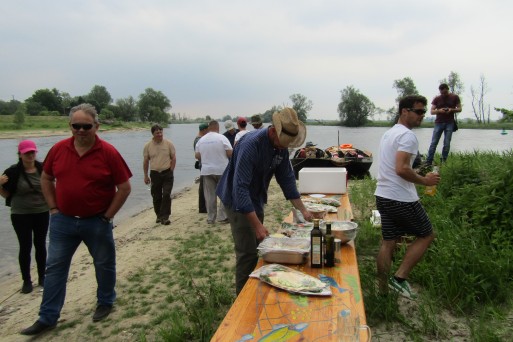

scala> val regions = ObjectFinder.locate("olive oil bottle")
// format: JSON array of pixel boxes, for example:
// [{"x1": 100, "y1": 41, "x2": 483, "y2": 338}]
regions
[
  {"x1": 311, "y1": 219, "x2": 323, "y2": 268},
  {"x1": 324, "y1": 221, "x2": 335, "y2": 267}
]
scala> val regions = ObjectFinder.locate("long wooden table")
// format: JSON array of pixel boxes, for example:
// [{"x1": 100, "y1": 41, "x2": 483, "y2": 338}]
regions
[{"x1": 211, "y1": 193, "x2": 369, "y2": 341}]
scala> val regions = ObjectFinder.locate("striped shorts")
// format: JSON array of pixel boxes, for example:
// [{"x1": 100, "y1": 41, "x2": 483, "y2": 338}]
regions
[{"x1": 375, "y1": 196, "x2": 433, "y2": 241}]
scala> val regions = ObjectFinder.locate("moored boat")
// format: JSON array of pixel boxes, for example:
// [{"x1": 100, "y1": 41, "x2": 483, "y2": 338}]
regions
[{"x1": 291, "y1": 144, "x2": 373, "y2": 179}]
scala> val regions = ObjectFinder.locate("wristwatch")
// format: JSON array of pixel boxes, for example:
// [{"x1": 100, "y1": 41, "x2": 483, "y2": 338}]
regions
[{"x1": 101, "y1": 215, "x2": 113, "y2": 224}]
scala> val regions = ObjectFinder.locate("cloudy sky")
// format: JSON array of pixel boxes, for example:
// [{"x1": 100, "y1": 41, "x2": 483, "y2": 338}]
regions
[{"x1": 1, "y1": 0, "x2": 512, "y2": 120}]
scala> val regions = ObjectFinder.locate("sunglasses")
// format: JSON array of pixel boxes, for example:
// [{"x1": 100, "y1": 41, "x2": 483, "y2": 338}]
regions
[
  {"x1": 407, "y1": 108, "x2": 427, "y2": 115},
  {"x1": 71, "y1": 123, "x2": 94, "y2": 130}
]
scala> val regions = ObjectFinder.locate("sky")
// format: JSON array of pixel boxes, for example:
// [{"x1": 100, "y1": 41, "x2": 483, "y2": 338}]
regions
[{"x1": 1, "y1": 0, "x2": 512, "y2": 121}]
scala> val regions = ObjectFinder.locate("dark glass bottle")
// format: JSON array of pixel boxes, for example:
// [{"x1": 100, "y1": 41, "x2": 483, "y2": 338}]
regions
[
  {"x1": 324, "y1": 221, "x2": 335, "y2": 267},
  {"x1": 311, "y1": 219, "x2": 323, "y2": 268}
]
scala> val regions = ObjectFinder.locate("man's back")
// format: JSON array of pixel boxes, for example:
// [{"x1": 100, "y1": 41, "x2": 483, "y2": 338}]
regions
[{"x1": 196, "y1": 132, "x2": 231, "y2": 175}]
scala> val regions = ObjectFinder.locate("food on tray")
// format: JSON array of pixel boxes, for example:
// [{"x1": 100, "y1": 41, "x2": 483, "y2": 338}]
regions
[
  {"x1": 269, "y1": 233, "x2": 286, "y2": 238},
  {"x1": 302, "y1": 197, "x2": 341, "y2": 207},
  {"x1": 279, "y1": 222, "x2": 312, "y2": 239},
  {"x1": 304, "y1": 202, "x2": 337, "y2": 213},
  {"x1": 258, "y1": 237, "x2": 310, "y2": 251},
  {"x1": 251, "y1": 264, "x2": 331, "y2": 295}
]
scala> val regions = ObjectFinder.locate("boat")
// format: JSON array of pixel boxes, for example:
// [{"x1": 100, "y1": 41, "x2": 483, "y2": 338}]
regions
[{"x1": 290, "y1": 145, "x2": 373, "y2": 179}]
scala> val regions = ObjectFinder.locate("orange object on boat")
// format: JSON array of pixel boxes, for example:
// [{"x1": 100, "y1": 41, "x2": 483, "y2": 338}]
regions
[{"x1": 340, "y1": 144, "x2": 353, "y2": 149}]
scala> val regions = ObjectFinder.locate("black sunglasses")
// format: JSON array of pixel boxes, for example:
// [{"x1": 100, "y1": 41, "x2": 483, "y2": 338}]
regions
[
  {"x1": 407, "y1": 108, "x2": 427, "y2": 115},
  {"x1": 71, "y1": 123, "x2": 94, "y2": 130}
]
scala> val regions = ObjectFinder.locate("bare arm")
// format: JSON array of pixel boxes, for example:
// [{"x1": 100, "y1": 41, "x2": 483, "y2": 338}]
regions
[
  {"x1": 451, "y1": 102, "x2": 462, "y2": 114},
  {"x1": 104, "y1": 180, "x2": 131, "y2": 219},
  {"x1": 0, "y1": 174, "x2": 10, "y2": 199},
  {"x1": 290, "y1": 198, "x2": 314, "y2": 222},
  {"x1": 41, "y1": 171, "x2": 58, "y2": 213},
  {"x1": 226, "y1": 149, "x2": 233, "y2": 158},
  {"x1": 170, "y1": 154, "x2": 177, "y2": 171},
  {"x1": 195, "y1": 151, "x2": 201, "y2": 160},
  {"x1": 143, "y1": 156, "x2": 151, "y2": 185},
  {"x1": 245, "y1": 211, "x2": 269, "y2": 241},
  {"x1": 395, "y1": 151, "x2": 439, "y2": 186}
]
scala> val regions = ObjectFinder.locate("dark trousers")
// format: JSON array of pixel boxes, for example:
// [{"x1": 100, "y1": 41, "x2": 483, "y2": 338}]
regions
[
  {"x1": 198, "y1": 175, "x2": 207, "y2": 213},
  {"x1": 150, "y1": 169, "x2": 174, "y2": 221},
  {"x1": 225, "y1": 206, "x2": 264, "y2": 295},
  {"x1": 11, "y1": 211, "x2": 49, "y2": 283}
]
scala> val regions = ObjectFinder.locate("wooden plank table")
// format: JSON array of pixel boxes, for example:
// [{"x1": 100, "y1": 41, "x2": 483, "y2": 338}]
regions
[{"x1": 211, "y1": 193, "x2": 369, "y2": 341}]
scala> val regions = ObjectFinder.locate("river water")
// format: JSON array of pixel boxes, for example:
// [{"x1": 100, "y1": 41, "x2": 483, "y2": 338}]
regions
[{"x1": 0, "y1": 124, "x2": 511, "y2": 279}]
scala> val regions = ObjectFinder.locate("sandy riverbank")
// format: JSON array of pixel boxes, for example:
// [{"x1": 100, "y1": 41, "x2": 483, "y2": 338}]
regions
[{"x1": 0, "y1": 182, "x2": 204, "y2": 341}]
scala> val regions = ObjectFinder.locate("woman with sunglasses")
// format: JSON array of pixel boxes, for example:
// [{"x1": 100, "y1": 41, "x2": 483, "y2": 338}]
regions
[{"x1": 0, "y1": 140, "x2": 49, "y2": 294}]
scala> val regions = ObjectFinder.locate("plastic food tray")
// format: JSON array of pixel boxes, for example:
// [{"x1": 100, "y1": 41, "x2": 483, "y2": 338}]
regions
[{"x1": 258, "y1": 237, "x2": 310, "y2": 265}]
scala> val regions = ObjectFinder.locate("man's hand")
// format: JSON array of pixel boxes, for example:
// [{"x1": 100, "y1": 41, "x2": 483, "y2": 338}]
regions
[
  {"x1": 144, "y1": 175, "x2": 151, "y2": 185},
  {"x1": 254, "y1": 225, "x2": 269, "y2": 242},
  {"x1": 424, "y1": 172, "x2": 440, "y2": 186}
]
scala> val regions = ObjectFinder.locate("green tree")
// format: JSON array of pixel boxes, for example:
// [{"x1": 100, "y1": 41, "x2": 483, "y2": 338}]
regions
[
  {"x1": 26, "y1": 88, "x2": 62, "y2": 113},
  {"x1": 495, "y1": 107, "x2": 513, "y2": 122},
  {"x1": 13, "y1": 104, "x2": 26, "y2": 128},
  {"x1": 99, "y1": 108, "x2": 115, "y2": 121},
  {"x1": 115, "y1": 96, "x2": 138, "y2": 121},
  {"x1": 0, "y1": 99, "x2": 22, "y2": 115},
  {"x1": 289, "y1": 93, "x2": 313, "y2": 122},
  {"x1": 439, "y1": 71, "x2": 464, "y2": 95},
  {"x1": 337, "y1": 86, "x2": 375, "y2": 127},
  {"x1": 392, "y1": 77, "x2": 419, "y2": 104},
  {"x1": 25, "y1": 100, "x2": 46, "y2": 116},
  {"x1": 86, "y1": 85, "x2": 112, "y2": 112},
  {"x1": 261, "y1": 105, "x2": 282, "y2": 123},
  {"x1": 138, "y1": 88, "x2": 171, "y2": 122},
  {"x1": 222, "y1": 114, "x2": 232, "y2": 122},
  {"x1": 60, "y1": 92, "x2": 73, "y2": 115}
]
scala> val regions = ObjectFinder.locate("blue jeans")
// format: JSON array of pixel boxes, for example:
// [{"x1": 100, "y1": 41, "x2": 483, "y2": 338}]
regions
[
  {"x1": 426, "y1": 122, "x2": 455, "y2": 164},
  {"x1": 38, "y1": 213, "x2": 116, "y2": 326}
]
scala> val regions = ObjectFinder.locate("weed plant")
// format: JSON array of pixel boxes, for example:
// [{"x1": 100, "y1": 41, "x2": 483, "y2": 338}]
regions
[{"x1": 351, "y1": 151, "x2": 513, "y2": 341}]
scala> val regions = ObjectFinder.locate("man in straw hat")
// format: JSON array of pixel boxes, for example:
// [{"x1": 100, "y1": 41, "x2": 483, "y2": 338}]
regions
[{"x1": 217, "y1": 107, "x2": 314, "y2": 294}]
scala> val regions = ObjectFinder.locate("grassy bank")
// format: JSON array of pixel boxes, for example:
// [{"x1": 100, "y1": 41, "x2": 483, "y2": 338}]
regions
[
  {"x1": 0, "y1": 115, "x2": 150, "y2": 134},
  {"x1": 105, "y1": 151, "x2": 513, "y2": 341},
  {"x1": 351, "y1": 151, "x2": 513, "y2": 341}
]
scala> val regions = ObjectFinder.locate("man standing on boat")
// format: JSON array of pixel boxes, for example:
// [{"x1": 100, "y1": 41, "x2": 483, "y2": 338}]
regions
[
  {"x1": 374, "y1": 95, "x2": 440, "y2": 299},
  {"x1": 425, "y1": 83, "x2": 461, "y2": 165},
  {"x1": 217, "y1": 108, "x2": 313, "y2": 294}
]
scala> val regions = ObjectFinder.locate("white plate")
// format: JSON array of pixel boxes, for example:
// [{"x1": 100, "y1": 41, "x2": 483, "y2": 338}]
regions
[{"x1": 309, "y1": 194, "x2": 325, "y2": 198}]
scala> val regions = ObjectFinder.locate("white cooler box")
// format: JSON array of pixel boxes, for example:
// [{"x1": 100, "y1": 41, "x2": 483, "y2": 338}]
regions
[{"x1": 298, "y1": 167, "x2": 347, "y2": 194}]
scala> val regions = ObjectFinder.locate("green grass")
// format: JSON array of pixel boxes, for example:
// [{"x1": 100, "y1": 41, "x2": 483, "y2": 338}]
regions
[
  {"x1": 0, "y1": 114, "x2": 151, "y2": 132},
  {"x1": 351, "y1": 151, "x2": 513, "y2": 341}
]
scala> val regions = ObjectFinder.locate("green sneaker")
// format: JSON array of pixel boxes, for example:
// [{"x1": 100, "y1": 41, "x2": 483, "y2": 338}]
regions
[{"x1": 389, "y1": 277, "x2": 416, "y2": 299}]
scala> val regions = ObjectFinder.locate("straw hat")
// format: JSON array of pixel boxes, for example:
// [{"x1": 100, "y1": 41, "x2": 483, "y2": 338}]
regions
[{"x1": 272, "y1": 108, "x2": 306, "y2": 148}]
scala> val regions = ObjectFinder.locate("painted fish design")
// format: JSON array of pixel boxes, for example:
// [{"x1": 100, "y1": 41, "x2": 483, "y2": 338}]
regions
[
  {"x1": 318, "y1": 274, "x2": 347, "y2": 293},
  {"x1": 258, "y1": 323, "x2": 308, "y2": 341}
]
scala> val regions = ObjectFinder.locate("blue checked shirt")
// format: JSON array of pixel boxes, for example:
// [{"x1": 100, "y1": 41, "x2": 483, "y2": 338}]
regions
[{"x1": 216, "y1": 127, "x2": 300, "y2": 215}]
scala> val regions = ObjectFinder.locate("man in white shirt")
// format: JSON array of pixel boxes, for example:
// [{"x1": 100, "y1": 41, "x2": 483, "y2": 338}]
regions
[
  {"x1": 195, "y1": 120, "x2": 233, "y2": 224},
  {"x1": 234, "y1": 117, "x2": 248, "y2": 145},
  {"x1": 374, "y1": 95, "x2": 440, "y2": 299}
]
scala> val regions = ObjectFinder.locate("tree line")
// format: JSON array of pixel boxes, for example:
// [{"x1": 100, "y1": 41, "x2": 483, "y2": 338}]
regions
[
  {"x1": 0, "y1": 86, "x2": 172, "y2": 124},
  {"x1": 1, "y1": 72, "x2": 509, "y2": 127}
]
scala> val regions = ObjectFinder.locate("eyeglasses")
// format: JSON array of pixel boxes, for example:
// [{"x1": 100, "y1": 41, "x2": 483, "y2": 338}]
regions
[
  {"x1": 71, "y1": 123, "x2": 94, "y2": 130},
  {"x1": 407, "y1": 108, "x2": 427, "y2": 115}
]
